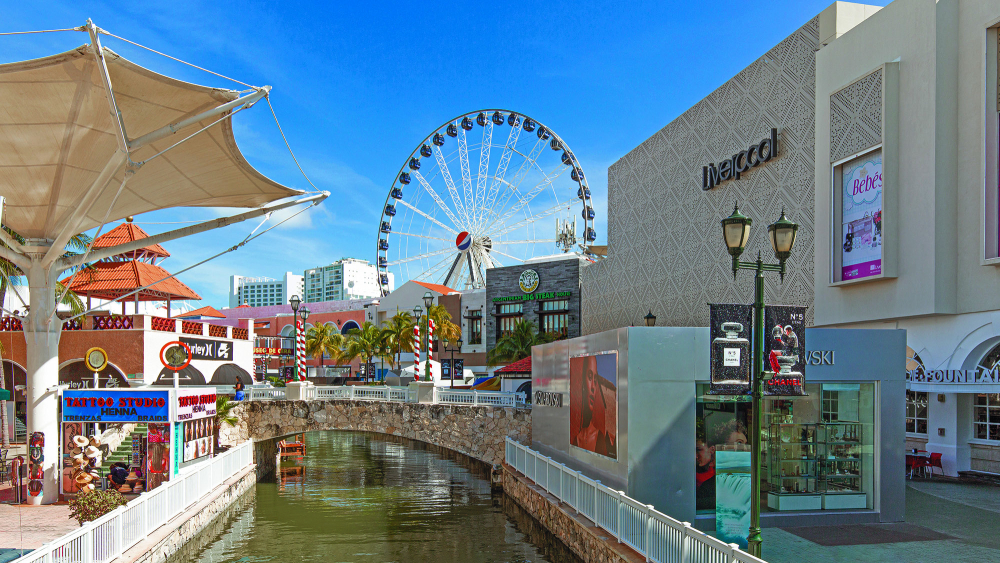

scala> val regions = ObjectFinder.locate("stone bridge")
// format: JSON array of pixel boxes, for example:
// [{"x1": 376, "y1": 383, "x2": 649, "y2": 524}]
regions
[{"x1": 220, "y1": 399, "x2": 531, "y2": 477}]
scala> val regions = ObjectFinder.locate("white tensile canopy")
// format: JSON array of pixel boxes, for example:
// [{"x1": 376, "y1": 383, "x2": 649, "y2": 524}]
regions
[
  {"x1": 0, "y1": 22, "x2": 324, "y2": 504},
  {"x1": 0, "y1": 45, "x2": 300, "y2": 242}
]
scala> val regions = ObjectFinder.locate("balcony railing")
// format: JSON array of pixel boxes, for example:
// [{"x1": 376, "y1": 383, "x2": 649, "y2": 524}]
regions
[
  {"x1": 209, "y1": 324, "x2": 227, "y2": 338},
  {"x1": 150, "y1": 316, "x2": 175, "y2": 332},
  {"x1": 94, "y1": 315, "x2": 134, "y2": 330},
  {"x1": 0, "y1": 315, "x2": 246, "y2": 342},
  {"x1": 181, "y1": 320, "x2": 203, "y2": 335}
]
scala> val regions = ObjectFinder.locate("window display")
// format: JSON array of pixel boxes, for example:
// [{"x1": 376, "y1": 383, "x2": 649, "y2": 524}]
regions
[{"x1": 698, "y1": 383, "x2": 875, "y2": 514}]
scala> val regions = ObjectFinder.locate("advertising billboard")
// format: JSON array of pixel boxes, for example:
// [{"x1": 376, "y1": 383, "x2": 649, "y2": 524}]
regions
[
  {"x1": 62, "y1": 390, "x2": 169, "y2": 423},
  {"x1": 709, "y1": 304, "x2": 753, "y2": 395},
  {"x1": 840, "y1": 149, "x2": 883, "y2": 281},
  {"x1": 763, "y1": 305, "x2": 807, "y2": 396},
  {"x1": 569, "y1": 352, "x2": 617, "y2": 460}
]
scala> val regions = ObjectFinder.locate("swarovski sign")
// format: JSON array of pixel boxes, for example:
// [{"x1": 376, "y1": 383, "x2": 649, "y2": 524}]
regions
[{"x1": 702, "y1": 128, "x2": 778, "y2": 190}]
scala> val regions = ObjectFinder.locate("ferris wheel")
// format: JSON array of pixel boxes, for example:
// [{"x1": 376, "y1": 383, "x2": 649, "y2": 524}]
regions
[{"x1": 376, "y1": 109, "x2": 597, "y2": 296}]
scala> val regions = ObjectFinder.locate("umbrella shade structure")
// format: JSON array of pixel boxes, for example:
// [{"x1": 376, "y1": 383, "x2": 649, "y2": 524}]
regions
[
  {"x1": 0, "y1": 45, "x2": 301, "y2": 241},
  {"x1": 60, "y1": 260, "x2": 201, "y2": 302},
  {"x1": 209, "y1": 363, "x2": 253, "y2": 385},
  {"x1": 0, "y1": 388, "x2": 10, "y2": 401}
]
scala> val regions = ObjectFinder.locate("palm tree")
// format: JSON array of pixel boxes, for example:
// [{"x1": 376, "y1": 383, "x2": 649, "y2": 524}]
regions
[
  {"x1": 343, "y1": 321, "x2": 390, "y2": 379},
  {"x1": 487, "y1": 319, "x2": 562, "y2": 367},
  {"x1": 305, "y1": 323, "x2": 345, "y2": 370},
  {"x1": 213, "y1": 395, "x2": 240, "y2": 451},
  {"x1": 426, "y1": 304, "x2": 462, "y2": 345},
  {"x1": 380, "y1": 312, "x2": 416, "y2": 368}
]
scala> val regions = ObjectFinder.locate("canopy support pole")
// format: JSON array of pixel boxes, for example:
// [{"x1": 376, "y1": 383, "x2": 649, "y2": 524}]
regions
[
  {"x1": 86, "y1": 19, "x2": 129, "y2": 152},
  {"x1": 60, "y1": 192, "x2": 327, "y2": 269},
  {"x1": 23, "y1": 256, "x2": 62, "y2": 504},
  {"x1": 128, "y1": 87, "x2": 270, "y2": 151}
]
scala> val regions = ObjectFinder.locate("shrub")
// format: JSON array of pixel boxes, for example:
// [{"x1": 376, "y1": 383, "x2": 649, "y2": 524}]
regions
[{"x1": 68, "y1": 489, "x2": 129, "y2": 525}]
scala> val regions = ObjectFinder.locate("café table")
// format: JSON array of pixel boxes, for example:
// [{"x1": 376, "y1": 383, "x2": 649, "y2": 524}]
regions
[{"x1": 906, "y1": 450, "x2": 930, "y2": 479}]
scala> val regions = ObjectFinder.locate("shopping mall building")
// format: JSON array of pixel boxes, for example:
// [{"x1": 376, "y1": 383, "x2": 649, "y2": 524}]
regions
[{"x1": 530, "y1": 0, "x2": 1000, "y2": 531}]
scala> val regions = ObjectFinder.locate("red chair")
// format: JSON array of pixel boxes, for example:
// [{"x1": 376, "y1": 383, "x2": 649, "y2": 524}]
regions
[{"x1": 927, "y1": 452, "x2": 943, "y2": 477}]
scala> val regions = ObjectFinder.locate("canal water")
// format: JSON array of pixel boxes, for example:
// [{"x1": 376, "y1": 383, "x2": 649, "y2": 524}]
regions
[{"x1": 166, "y1": 431, "x2": 582, "y2": 563}]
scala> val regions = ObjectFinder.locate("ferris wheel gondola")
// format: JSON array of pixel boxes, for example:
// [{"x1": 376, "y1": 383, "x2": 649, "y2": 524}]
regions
[{"x1": 375, "y1": 109, "x2": 596, "y2": 296}]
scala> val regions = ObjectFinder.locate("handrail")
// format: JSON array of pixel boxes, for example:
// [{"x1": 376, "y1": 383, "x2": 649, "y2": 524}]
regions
[
  {"x1": 245, "y1": 385, "x2": 527, "y2": 407},
  {"x1": 504, "y1": 437, "x2": 768, "y2": 563},
  {"x1": 13, "y1": 440, "x2": 254, "y2": 563}
]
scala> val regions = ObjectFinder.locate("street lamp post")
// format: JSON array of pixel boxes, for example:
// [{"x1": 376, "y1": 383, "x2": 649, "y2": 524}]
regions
[
  {"x1": 299, "y1": 305, "x2": 310, "y2": 380},
  {"x1": 644, "y1": 310, "x2": 656, "y2": 327},
  {"x1": 422, "y1": 291, "x2": 433, "y2": 383},
  {"x1": 412, "y1": 305, "x2": 423, "y2": 380},
  {"x1": 289, "y1": 295, "x2": 301, "y2": 381},
  {"x1": 444, "y1": 339, "x2": 463, "y2": 389},
  {"x1": 720, "y1": 203, "x2": 798, "y2": 559}
]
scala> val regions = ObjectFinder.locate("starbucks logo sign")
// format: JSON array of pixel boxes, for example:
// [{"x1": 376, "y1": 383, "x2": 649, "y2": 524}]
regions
[{"x1": 518, "y1": 269, "x2": 540, "y2": 293}]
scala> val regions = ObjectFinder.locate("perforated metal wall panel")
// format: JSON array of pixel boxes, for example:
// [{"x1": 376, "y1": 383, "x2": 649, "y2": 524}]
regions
[{"x1": 830, "y1": 67, "x2": 883, "y2": 163}]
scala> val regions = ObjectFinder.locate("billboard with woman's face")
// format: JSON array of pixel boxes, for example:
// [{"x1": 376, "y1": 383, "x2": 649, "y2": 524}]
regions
[{"x1": 569, "y1": 352, "x2": 618, "y2": 460}]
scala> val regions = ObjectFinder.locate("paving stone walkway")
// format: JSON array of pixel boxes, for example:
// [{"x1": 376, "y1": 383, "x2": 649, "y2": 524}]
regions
[
  {"x1": 0, "y1": 503, "x2": 78, "y2": 551},
  {"x1": 761, "y1": 480, "x2": 1000, "y2": 563}
]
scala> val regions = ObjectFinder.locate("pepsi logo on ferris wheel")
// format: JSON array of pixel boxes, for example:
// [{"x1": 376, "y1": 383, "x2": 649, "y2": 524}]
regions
[{"x1": 376, "y1": 109, "x2": 600, "y2": 297}]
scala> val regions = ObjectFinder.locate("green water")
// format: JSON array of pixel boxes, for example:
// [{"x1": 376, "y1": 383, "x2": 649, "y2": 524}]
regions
[{"x1": 167, "y1": 431, "x2": 581, "y2": 563}]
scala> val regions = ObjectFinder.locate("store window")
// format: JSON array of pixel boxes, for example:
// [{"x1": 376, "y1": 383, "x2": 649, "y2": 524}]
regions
[
  {"x1": 832, "y1": 148, "x2": 883, "y2": 282},
  {"x1": 697, "y1": 383, "x2": 876, "y2": 515},
  {"x1": 498, "y1": 303, "x2": 523, "y2": 314},
  {"x1": 906, "y1": 391, "x2": 928, "y2": 435},
  {"x1": 541, "y1": 299, "x2": 569, "y2": 311},
  {"x1": 540, "y1": 312, "x2": 568, "y2": 336},
  {"x1": 498, "y1": 316, "x2": 519, "y2": 337},
  {"x1": 468, "y1": 317, "x2": 482, "y2": 345},
  {"x1": 974, "y1": 394, "x2": 1000, "y2": 441}
]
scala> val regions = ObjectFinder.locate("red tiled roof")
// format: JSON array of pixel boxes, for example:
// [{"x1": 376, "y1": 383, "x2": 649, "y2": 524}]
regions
[
  {"x1": 92, "y1": 222, "x2": 170, "y2": 259},
  {"x1": 413, "y1": 281, "x2": 458, "y2": 295},
  {"x1": 175, "y1": 305, "x2": 226, "y2": 318},
  {"x1": 61, "y1": 261, "x2": 200, "y2": 301},
  {"x1": 496, "y1": 356, "x2": 531, "y2": 374}
]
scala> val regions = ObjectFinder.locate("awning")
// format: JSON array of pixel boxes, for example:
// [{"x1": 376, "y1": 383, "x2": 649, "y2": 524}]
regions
[
  {"x1": 0, "y1": 388, "x2": 11, "y2": 401},
  {"x1": 0, "y1": 44, "x2": 302, "y2": 241},
  {"x1": 209, "y1": 363, "x2": 253, "y2": 385},
  {"x1": 152, "y1": 365, "x2": 206, "y2": 386}
]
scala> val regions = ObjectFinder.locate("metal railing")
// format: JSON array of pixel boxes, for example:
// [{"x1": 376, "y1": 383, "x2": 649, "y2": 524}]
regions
[
  {"x1": 245, "y1": 387, "x2": 286, "y2": 401},
  {"x1": 15, "y1": 440, "x2": 253, "y2": 563},
  {"x1": 504, "y1": 438, "x2": 766, "y2": 563},
  {"x1": 246, "y1": 385, "x2": 524, "y2": 407}
]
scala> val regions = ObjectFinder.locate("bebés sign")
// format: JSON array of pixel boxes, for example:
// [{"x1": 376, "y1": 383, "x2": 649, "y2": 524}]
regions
[{"x1": 702, "y1": 128, "x2": 778, "y2": 191}]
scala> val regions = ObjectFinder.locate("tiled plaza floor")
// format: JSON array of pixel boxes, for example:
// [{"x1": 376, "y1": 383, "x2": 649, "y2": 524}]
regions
[
  {"x1": 0, "y1": 503, "x2": 77, "y2": 551},
  {"x1": 761, "y1": 480, "x2": 1000, "y2": 563}
]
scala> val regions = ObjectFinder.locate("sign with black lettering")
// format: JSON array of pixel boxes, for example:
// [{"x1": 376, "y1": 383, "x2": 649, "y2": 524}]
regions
[
  {"x1": 702, "y1": 129, "x2": 778, "y2": 190},
  {"x1": 534, "y1": 391, "x2": 563, "y2": 407},
  {"x1": 179, "y1": 337, "x2": 233, "y2": 361}
]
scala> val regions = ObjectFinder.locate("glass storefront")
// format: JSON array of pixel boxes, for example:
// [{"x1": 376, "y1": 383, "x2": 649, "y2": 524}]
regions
[{"x1": 696, "y1": 383, "x2": 876, "y2": 515}]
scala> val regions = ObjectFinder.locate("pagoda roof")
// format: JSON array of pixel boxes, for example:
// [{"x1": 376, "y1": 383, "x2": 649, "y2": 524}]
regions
[
  {"x1": 93, "y1": 222, "x2": 170, "y2": 260},
  {"x1": 61, "y1": 261, "x2": 201, "y2": 301},
  {"x1": 175, "y1": 305, "x2": 226, "y2": 318}
]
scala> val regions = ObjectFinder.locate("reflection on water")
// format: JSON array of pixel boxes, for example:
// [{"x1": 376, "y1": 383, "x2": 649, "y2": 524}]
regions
[{"x1": 166, "y1": 431, "x2": 582, "y2": 563}]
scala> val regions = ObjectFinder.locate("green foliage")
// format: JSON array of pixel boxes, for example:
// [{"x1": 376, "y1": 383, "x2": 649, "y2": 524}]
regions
[
  {"x1": 487, "y1": 320, "x2": 564, "y2": 367},
  {"x1": 342, "y1": 321, "x2": 391, "y2": 371},
  {"x1": 267, "y1": 376, "x2": 286, "y2": 387},
  {"x1": 426, "y1": 304, "x2": 462, "y2": 345},
  {"x1": 305, "y1": 323, "x2": 345, "y2": 367},
  {"x1": 68, "y1": 488, "x2": 128, "y2": 525},
  {"x1": 215, "y1": 396, "x2": 239, "y2": 428},
  {"x1": 379, "y1": 312, "x2": 416, "y2": 368}
]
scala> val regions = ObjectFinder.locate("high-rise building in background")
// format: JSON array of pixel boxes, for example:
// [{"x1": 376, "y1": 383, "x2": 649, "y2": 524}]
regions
[
  {"x1": 303, "y1": 258, "x2": 391, "y2": 303},
  {"x1": 229, "y1": 272, "x2": 304, "y2": 308}
]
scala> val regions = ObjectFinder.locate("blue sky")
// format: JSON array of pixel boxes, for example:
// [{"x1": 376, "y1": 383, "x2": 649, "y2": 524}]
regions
[{"x1": 3, "y1": 1, "x2": 889, "y2": 309}]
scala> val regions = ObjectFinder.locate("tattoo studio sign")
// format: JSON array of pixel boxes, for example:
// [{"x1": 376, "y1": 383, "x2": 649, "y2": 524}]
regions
[{"x1": 702, "y1": 129, "x2": 778, "y2": 191}]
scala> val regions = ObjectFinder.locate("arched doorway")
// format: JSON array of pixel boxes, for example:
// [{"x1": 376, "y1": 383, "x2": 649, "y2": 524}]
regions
[
  {"x1": 152, "y1": 365, "x2": 207, "y2": 386},
  {"x1": 341, "y1": 320, "x2": 360, "y2": 335},
  {"x1": 58, "y1": 359, "x2": 129, "y2": 390},
  {"x1": 210, "y1": 363, "x2": 253, "y2": 385}
]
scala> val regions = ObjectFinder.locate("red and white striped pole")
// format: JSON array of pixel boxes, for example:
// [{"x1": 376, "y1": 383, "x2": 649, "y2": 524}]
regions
[
  {"x1": 296, "y1": 316, "x2": 306, "y2": 381},
  {"x1": 427, "y1": 319, "x2": 435, "y2": 363},
  {"x1": 413, "y1": 324, "x2": 421, "y2": 380}
]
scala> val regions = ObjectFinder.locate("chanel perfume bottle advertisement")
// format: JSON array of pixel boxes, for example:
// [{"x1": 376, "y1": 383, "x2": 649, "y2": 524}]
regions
[{"x1": 709, "y1": 304, "x2": 753, "y2": 395}]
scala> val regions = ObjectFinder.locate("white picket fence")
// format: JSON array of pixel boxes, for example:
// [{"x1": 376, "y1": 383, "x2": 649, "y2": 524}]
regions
[
  {"x1": 247, "y1": 385, "x2": 525, "y2": 407},
  {"x1": 15, "y1": 440, "x2": 254, "y2": 563},
  {"x1": 505, "y1": 438, "x2": 766, "y2": 563}
]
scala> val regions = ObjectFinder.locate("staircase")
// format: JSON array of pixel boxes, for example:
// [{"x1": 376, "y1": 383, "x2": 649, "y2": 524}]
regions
[{"x1": 106, "y1": 424, "x2": 148, "y2": 467}]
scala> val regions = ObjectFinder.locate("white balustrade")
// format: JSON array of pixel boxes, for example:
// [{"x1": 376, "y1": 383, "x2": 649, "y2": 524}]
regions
[
  {"x1": 504, "y1": 437, "x2": 768, "y2": 563},
  {"x1": 250, "y1": 385, "x2": 528, "y2": 408},
  {"x1": 13, "y1": 441, "x2": 254, "y2": 563}
]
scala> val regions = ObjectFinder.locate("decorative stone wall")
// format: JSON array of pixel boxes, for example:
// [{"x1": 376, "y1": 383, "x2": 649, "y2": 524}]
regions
[
  {"x1": 503, "y1": 465, "x2": 644, "y2": 563},
  {"x1": 221, "y1": 400, "x2": 531, "y2": 466},
  {"x1": 124, "y1": 466, "x2": 256, "y2": 563}
]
